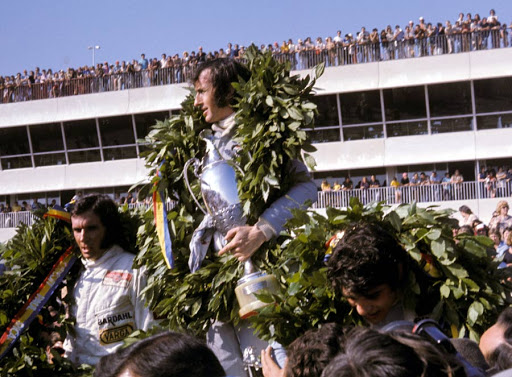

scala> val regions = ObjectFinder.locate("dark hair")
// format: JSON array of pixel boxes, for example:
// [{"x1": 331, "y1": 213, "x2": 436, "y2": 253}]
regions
[
  {"x1": 459, "y1": 205, "x2": 472, "y2": 215},
  {"x1": 94, "y1": 331, "x2": 226, "y2": 377},
  {"x1": 327, "y1": 222, "x2": 409, "y2": 296},
  {"x1": 487, "y1": 343, "x2": 512, "y2": 373},
  {"x1": 457, "y1": 225, "x2": 474, "y2": 236},
  {"x1": 71, "y1": 194, "x2": 123, "y2": 250},
  {"x1": 321, "y1": 327, "x2": 465, "y2": 377},
  {"x1": 285, "y1": 323, "x2": 346, "y2": 377},
  {"x1": 192, "y1": 58, "x2": 250, "y2": 108}
]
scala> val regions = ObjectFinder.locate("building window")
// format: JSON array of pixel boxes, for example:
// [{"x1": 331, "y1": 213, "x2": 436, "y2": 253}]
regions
[
  {"x1": 0, "y1": 126, "x2": 30, "y2": 156},
  {"x1": 474, "y1": 77, "x2": 512, "y2": 113},
  {"x1": 309, "y1": 128, "x2": 341, "y2": 143},
  {"x1": 342, "y1": 125, "x2": 384, "y2": 141},
  {"x1": 476, "y1": 113, "x2": 512, "y2": 130},
  {"x1": 428, "y1": 82, "x2": 472, "y2": 117},
  {"x1": 103, "y1": 147, "x2": 138, "y2": 160},
  {"x1": 134, "y1": 111, "x2": 170, "y2": 140},
  {"x1": 386, "y1": 121, "x2": 428, "y2": 137},
  {"x1": 64, "y1": 119, "x2": 100, "y2": 149},
  {"x1": 311, "y1": 94, "x2": 339, "y2": 127},
  {"x1": 0, "y1": 156, "x2": 32, "y2": 170},
  {"x1": 99, "y1": 115, "x2": 135, "y2": 146},
  {"x1": 29, "y1": 123, "x2": 64, "y2": 153},
  {"x1": 340, "y1": 90, "x2": 382, "y2": 125},
  {"x1": 431, "y1": 117, "x2": 473, "y2": 134},
  {"x1": 34, "y1": 153, "x2": 66, "y2": 167},
  {"x1": 68, "y1": 150, "x2": 102, "y2": 164},
  {"x1": 383, "y1": 86, "x2": 426, "y2": 121}
]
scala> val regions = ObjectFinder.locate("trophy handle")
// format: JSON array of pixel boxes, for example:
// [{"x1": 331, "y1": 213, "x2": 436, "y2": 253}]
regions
[{"x1": 183, "y1": 158, "x2": 208, "y2": 216}]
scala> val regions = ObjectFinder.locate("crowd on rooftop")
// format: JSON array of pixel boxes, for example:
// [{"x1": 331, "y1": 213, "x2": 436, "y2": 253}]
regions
[{"x1": 1, "y1": 9, "x2": 511, "y2": 104}]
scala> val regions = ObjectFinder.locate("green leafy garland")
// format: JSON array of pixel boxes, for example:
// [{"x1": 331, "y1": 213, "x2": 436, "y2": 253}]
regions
[
  {"x1": 247, "y1": 199, "x2": 512, "y2": 345},
  {"x1": 135, "y1": 46, "x2": 322, "y2": 335}
]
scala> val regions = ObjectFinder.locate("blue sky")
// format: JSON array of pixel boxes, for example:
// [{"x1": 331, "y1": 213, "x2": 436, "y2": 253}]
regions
[{"x1": 1, "y1": 0, "x2": 511, "y2": 77}]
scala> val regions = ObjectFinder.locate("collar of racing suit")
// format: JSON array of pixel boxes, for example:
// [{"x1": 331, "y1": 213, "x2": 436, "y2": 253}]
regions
[
  {"x1": 211, "y1": 112, "x2": 236, "y2": 137},
  {"x1": 81, "y1": 245, "x2": 123, "y2": 269}
]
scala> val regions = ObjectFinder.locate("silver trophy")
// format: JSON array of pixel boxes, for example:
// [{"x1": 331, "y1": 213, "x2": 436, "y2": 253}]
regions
[
  {"x1": 184, "y1": 129, "x2": 279, "y2": 319},
  {"x1": 242, "y1": 346, "x2": 263, "y2": 377},
  {"x1": 184, "y1": 129, "x2": 246, "y2": 237}
]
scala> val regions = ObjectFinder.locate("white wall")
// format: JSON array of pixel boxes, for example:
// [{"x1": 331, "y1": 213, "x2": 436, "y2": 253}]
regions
[
  {"x1": 0, "y1": 84, "x2": 189, "y2": 128},
  {"x1": 0, "y1": 159, "x2": 149, "y2": 195},
  {"x1": 0, "y1": 228, "x2": 17, "y2": 243},
  {"x1": 312, "y1": 128, "x2": 512, "y2": 172}
]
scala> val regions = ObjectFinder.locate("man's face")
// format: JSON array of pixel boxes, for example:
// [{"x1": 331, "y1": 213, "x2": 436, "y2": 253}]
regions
[
  {"x1": 342, "y1": 284, "x2": 398, "y2": 325},
  {"x1": 194, "y1": 69, "x2": 233, "y2": 123},
  {"x1": 72, "y1": 210, "x2": 107, "y2": 261}
]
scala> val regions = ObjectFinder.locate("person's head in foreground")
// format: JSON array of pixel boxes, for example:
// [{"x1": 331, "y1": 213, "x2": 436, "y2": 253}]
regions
[
  {"x1": 285, "y1": 323, "x2": 346, "y2": 377},
  {"x1": 326, "y1": 222, "x2": 411, "y2": 326},
  {"x1": 480, "y1": 307, "x2": 512, "y2": 373},
  {"x1": 321, "y1": 327, "x2": 467, "y2": 377},
  {"x1": 94, "y1": 331, "x2": 226, "y2": 377}
]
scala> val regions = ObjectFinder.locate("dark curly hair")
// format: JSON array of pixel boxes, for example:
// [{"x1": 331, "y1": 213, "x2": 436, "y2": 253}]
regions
[
  {"x1": 321, "y1": 327, "x2": 466, "y2": 377},
  {"x1": 94, "y1": 331, "x2": 226, "y2": 377},
  {"x1": 192, "y1": 58, "x2": 250, "y2": 108},
  {"x1": 71, "y1": 193, "x2": 125, "y2": 250},
  {"x1": 285, "y1": 323, "x2": 347, "y2": 377},
  {"x1": 326, "y1": 222, "x2": 410, "y2": 296}
]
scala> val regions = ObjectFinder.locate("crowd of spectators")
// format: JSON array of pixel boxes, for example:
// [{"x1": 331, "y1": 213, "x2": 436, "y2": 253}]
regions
[
  {"x1": 479, "y1": 166, "x2": 512, "y2": 198},
  {"x1": 1, "y1": 9, "x2": 511, "y2": 104},
  {"x1": 455, "y1": 200, "x2": 512, "y2": 272},
  {"x1": 0, "y1": 199, "x2": 47, "y2": 213},
  {"x1": 319, "y1": 165, "x2": 512, "y2": 206}
]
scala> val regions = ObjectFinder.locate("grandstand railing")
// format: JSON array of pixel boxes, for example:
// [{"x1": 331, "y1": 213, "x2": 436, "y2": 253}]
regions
[
  {"x1": 312, "y1": 180, "x2": 511, "y2": 209},
  {"x1": 0, "y1": 211, "x2": 37, "y2": 229},
  {"x1": 1, "y1": 180, "x2": 510, "y2": 228},
  {"x1": 2, "y1": 29, "x2": 510, "y2": 104}
]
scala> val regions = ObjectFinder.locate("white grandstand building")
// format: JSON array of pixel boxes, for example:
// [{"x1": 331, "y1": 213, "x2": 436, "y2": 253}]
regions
[{"x1": 1, "y1": 44, "x2": 512, "y2": 241}]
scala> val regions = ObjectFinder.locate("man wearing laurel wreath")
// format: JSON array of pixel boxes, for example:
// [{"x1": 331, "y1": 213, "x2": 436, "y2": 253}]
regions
[{"x1": 191, "y1": 58, "x2": 317, "y2": 376}]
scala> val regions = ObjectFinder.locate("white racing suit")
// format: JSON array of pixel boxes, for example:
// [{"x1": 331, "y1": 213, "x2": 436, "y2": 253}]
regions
[{"x1": 63, "y1": 245, "x2": 155, "y2": 366}]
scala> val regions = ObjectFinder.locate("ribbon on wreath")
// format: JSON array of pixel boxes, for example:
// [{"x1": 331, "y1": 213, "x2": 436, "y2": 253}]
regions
[
  {"x1": 152, "y1": 163, "x2": 175, "y2": 269},
  {"x1": 0, "y1": 246, "x2": 77, "y2": 360},
  {"x1": 43, "y1": 205, "x2": 71, "y2": 223}
]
